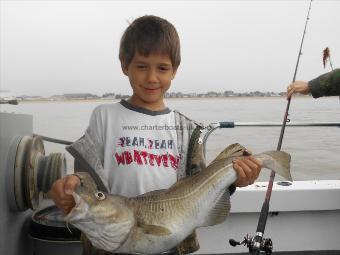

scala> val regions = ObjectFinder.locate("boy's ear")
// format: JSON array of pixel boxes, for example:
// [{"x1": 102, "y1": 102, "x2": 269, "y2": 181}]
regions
[
  {"x1": 171, "y1": 68, "x2": 178, "y2": 80},
  {"x1": 121, "y1": 63, "x2": 128, "y2": 76}
]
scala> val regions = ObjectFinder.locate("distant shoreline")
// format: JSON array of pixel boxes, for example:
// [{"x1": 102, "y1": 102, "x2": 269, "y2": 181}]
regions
[{"x1": 16, "y1": 95, "x2": 311, "y2": 104}]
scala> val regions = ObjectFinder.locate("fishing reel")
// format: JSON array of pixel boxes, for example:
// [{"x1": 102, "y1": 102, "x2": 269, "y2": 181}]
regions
[{"x1": 229, "y1": 234, "x2": 273, "y2": 255}]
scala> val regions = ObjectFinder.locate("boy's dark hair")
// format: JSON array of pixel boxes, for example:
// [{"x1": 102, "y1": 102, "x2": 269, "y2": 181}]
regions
[{"x1": 119, "y1": 15, "x2": 181, "y2": 69}]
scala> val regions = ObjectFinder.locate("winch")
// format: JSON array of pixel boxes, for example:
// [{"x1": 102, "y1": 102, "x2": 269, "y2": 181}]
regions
[{"x1": 6, "y1": 135, "x2": 66, "y2": 211}]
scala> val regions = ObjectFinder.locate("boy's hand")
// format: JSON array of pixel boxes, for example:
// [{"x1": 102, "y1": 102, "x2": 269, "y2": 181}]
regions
[
  {"x1": 51, "y1": 175, "x2": 80, "y2": 214},
  {"x1": 232, "y1": 157, "x2": 262, "y2": 187}
]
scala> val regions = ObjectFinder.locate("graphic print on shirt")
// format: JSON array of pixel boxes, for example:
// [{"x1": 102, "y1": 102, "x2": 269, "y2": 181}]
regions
[{"x1": 114, "y1": 136, "x2": 181, "y2": 171}]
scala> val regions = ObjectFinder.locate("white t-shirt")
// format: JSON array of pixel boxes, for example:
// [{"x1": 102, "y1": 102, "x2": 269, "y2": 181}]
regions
[{"x1": 87, "y1": 100, "x2": 179, "y2": 197}]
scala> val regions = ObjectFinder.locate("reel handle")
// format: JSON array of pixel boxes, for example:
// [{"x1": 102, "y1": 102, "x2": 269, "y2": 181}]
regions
[{"x1": 229, "y1": 239, "x2": 241, "y2": 247}]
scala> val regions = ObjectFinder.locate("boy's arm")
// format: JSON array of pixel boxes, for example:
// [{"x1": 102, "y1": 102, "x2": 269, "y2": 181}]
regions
[
  {"x1": 186, "y1": 125, "x2": 240, "y2": 195},
  {"x1": 174, "y1": 111, "x2": 258, "y2": 194},
  {"x1": 308, "y1": 68, "x2": 340, "y2": 98},
  {"x1": 188, "y1": 130, "x2": 261, "y2": 194},
  {"x1": 66, "y1": 105, "x2": 109, "y2": 192}
]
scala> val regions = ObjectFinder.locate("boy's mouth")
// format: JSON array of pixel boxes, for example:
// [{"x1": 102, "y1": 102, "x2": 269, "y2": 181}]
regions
[
  {"x1": 143, "y1": 87, "x2": 161, "y2": 93},
  {"x1": 143, "y1": 87, "x2": 159, "y2": 90}
]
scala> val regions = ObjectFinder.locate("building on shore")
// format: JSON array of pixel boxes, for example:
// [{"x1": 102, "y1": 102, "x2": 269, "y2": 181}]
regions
[
  {"x1": 0, "y1": 90, "x2": 16, "y2": 101},
  {"x1": 62, "y1": 93, "x2": 99, "y2": 100}
]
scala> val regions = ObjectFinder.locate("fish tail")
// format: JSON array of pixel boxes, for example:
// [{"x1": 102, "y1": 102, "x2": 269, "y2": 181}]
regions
[{"x1": 259, "y1": 151, "x2": 292, "y2": 181}]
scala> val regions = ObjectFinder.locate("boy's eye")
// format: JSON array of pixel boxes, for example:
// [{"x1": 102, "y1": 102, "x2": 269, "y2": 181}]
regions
[
  {"x1": 137, "y1": 65, "x2": 146, "y2": 69},
  {"x1": 159, "y1": 66, "x2": 170, "y2": 72}
]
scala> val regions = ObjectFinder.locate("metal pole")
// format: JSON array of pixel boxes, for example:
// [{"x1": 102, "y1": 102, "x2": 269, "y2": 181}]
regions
[
  {"x1": 33, "y1": 134, "x2": 73, "y2": 145},
  {"x1": 219, "y1": 121, "x2": 340, "y2": 127},
  {"x1": 203, "y1": 120, "x2": 338, "y2": 159}
]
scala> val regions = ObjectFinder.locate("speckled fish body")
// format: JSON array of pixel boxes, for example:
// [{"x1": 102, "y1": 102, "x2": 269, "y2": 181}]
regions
[{"x1": 66, "y1": 144, "x2": 291, "y2": 254}]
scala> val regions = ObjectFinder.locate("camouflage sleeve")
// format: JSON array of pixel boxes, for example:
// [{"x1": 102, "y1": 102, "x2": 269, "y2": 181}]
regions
[{"x1": 308, "y1": 68, "x2": 340, "y2": 98}]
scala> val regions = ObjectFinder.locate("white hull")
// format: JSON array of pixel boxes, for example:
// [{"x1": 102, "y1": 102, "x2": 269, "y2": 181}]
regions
[{"x1": 196, "y1": 180, "x2": 340, "y2": 253}]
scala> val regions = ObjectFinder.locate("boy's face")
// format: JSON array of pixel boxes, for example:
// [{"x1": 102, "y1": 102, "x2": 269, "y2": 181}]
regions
[{"x1": 122, "y1": 52, "x2": 177, "y2": 111}]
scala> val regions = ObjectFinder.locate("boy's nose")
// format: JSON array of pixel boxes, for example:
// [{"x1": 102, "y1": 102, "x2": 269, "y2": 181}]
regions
[{"x1": 146, "y1": 69, "x2": 158, "y2": 83}]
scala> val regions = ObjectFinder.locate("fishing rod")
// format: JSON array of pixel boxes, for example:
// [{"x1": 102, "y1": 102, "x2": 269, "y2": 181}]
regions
[{"x1": 228, "y1": 1, "x2": 313, "y2": 254}]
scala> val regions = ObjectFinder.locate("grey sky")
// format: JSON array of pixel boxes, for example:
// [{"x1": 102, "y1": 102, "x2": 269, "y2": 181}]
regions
[{"x1": 1, "y1": 0, "x2": 339, "y2": 97}]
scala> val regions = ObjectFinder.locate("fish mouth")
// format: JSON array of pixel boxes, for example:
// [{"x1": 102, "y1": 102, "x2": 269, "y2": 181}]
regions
[{"x1": 64, "y1": 192, "x2": 90, "y2": 223}]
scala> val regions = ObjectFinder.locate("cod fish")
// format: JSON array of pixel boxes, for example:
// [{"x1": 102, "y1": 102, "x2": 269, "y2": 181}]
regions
[{"x1": 65, "y1": 143, "x2": 291, "y2": 254}]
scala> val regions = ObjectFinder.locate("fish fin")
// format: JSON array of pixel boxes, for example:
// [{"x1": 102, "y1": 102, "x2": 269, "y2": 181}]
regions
[
  {"x1": 209, "y1": 143, "x2": 249, "y2": 166},
  {"x1": 204, "y1": 190, "x2": 231, "y2": 226},
  {"x1": 167, "y1": 175, "x2": 192, "y2": 190},
  {"x1": 136, "y1": 189, "x2": 167, "y2": 198},
  {"x1": 260, "y1": 151, "x2": 292, "y2": 181},
  {"x1": 137, "y1": 222, "x2": 172, "y2": 236}
]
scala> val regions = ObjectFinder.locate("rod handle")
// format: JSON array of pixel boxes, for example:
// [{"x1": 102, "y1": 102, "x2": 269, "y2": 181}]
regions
[{"x1": 256, "y1": 200, "x2": 269, "y2": 233}]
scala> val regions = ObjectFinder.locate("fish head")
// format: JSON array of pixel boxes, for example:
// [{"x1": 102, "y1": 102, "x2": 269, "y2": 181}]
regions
[{"x1": 65, "y1": 185, "x2": 135, "y2": 252}]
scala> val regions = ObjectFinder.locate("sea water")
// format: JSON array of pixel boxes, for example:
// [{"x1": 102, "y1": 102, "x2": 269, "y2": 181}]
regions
[{"x1": 2, "y1": 97, "x2": 339, "y2": 181}]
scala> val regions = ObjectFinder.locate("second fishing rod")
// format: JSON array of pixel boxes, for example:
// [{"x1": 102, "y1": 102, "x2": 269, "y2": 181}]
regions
[
  {"x1": 227, "y1": 1, "x2": 314, "y2": 254},
  {"x1": 251, "y1": 1, "x2": 313, "y2": 254}
]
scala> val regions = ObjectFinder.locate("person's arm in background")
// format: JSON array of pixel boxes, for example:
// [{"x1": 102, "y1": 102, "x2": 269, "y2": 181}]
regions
[
  {"x1": 51, "y1": 106, "x2": 106, "y2": 214},
  {"x1": 287, "y1": 68, "x2": 340, "y2": 98}
]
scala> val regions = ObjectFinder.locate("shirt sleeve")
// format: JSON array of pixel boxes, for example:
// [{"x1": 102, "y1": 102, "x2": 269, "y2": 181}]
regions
[
  {"x1": 85, "y1": 106, "x2": 105, "y2": 164},
  {"x1": 66, "y1": 105, "x2": 109, "y2": 192},
  {"x1": 308, "y1": 68, "x2": 340, "y2": 98}
]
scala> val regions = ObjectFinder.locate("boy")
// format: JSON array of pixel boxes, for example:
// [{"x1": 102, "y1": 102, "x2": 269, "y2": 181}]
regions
[{"x1": 51, "y1": 15, "x2": 262, "y2": 255}]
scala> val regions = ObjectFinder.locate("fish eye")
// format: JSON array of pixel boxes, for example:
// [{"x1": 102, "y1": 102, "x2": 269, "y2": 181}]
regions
[{"x1": 95, "y1": 191, "x2": 106, "y2": 201}]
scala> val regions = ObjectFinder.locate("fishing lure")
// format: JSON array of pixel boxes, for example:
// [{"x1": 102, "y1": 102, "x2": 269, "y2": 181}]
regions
[
  {"x1": 323, "y1": 47, "x2": 334, "y2": 70},
  {"x1": 322, "y1": 47, "x2": 330, "y2": 69}
]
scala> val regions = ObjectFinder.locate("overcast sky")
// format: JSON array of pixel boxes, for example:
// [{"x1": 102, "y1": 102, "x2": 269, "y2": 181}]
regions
[{"x1": 1, "y1": 0, "x2": 339, "y2": 97}]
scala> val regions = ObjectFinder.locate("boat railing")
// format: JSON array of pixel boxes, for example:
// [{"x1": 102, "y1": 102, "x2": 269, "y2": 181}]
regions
[
  {"x1": 34, "y1": 121, "x2": 340, "y2": 150},
  {"x1": 202, "y1": 121, "x2": 340, "y2": 157}
]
